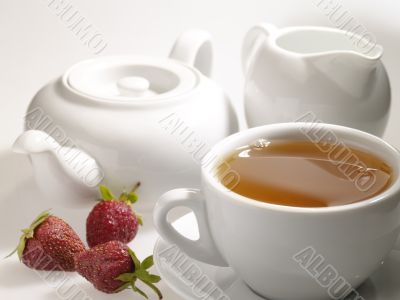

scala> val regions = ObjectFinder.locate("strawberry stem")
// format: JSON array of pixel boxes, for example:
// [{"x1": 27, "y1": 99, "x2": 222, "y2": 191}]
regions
[
  {"x1": 118, "y1": 182, "x2": 141, "y2": 205},
  {"x1": 131, "y1": 182, "x2": 141, "y2": 193}
]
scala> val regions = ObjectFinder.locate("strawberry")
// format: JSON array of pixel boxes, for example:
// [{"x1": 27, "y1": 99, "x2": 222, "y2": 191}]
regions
[
  {"x1": 7, "y1": 210, "x2": 85, "y2": 271},
  {"x1": 86, "y1": 183, "x2": 142, "y2": 248},
  {"x1": 75, "y1": 240, "x2": 162, "y2": 298}
]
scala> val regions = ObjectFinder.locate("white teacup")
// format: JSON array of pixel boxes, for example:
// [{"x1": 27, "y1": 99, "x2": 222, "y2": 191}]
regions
[{"x1": 154, "y1": 123, "x2": 400, "y2": 300}]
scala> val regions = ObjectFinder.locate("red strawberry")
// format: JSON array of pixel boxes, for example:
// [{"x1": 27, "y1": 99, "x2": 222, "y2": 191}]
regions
[
  {"x1": 7, "y1": 210, "x2": 86, "y2": 271},
  {"x1": 75, "y1": 240, "x2": 162, "y2": 298},
  {"x1": 86, "y1": 183, "x2": 142, "y2": 248}
]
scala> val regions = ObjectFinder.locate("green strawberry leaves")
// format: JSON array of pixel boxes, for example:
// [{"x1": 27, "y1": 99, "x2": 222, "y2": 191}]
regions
[
  {"x1": 98, "y1": 183, "x2": 143, "y2": 226},
  {"x1": 119, "y1": 182, "x2": 141, "y2": 205},
  {"x1": 114, "y1": 282, "x2": 131, "y2": 293},
  {"x1": 141, "y1": 256, "x2": 154, "y2": 270},
  {"x1": 137, "y1": 214, "x2": 144, "y2": 226},
  {"x1": 99, "y1": 182, "x2": 140, "y2": 205},
  {"x1": 115, "y1": 248, "x2": 163, "y2": 299},
  {"x1": 100, "y1": 185, "x2": 115, "y2": 200},
  {"x1": 129, "y1": 248, "x2": 141, "y2": 271},
  {"x1": 5, "y1": 210, "x2": 51, "y2": 260},
  {"x1": 119, "y1": 191, "x2": 139, "y2": 205},
  {"x1": 16, "y1": 235, "x2": 27, "y2": 260},
  {"x1": 131, "y1": 278, "x2": 148, "y2": 298},
  {"x1": 127, "y1": 192, "x2": 139, "y2": 204}
]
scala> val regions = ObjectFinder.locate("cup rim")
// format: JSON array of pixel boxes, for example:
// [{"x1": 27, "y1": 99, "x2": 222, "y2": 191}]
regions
[{"x1": 202, "y1": 123, "x2": 400, "y2": 214}]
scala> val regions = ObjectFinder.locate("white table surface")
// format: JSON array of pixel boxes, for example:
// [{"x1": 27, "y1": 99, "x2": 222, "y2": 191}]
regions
[{"x1": 1, "y1": 1, "x2": 399, "y2": 299}]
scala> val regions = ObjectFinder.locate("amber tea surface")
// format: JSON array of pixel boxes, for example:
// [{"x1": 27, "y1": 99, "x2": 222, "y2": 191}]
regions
[{"x1": 219, "y1": 140, "x2": 393, "y2": 208}]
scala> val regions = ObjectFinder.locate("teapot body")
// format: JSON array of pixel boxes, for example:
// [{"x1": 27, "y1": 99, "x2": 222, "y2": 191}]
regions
[
  {"x1": 243, "y1": 24, "x2": 391, "y2": 137},
  {"x1": 26, "y1": 71, "x2": 237, "y2": 211},
  {"x1": 22, "y1": 54, "x2": 238, "y2": 211}
]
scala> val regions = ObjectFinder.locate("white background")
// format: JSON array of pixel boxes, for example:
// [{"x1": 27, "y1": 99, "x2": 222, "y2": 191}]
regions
[{"x1": 0, "y1": 1, "x2": 399, "y2": 299}]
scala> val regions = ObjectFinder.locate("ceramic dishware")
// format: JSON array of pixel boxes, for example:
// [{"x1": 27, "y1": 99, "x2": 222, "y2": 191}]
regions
[
  {"x1": 13, "y1": 29, "x2": 239, "y2": 210},
  {"x1": 242, "y1": 23, "x2": 391, "y2": 136},
  {"x1": 154, "y1": 213, "x2": 400, "y2": 300},
  {"x1": 154, "y1": 122, "x2": 400, "y2": 300}
]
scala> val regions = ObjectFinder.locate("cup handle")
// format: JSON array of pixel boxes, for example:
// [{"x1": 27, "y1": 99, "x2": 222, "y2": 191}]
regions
[
  {"x1": 169, "y1": 29, "x2": 213, "y2": 78},
  {"x1": 154, "y1": 188, "x2": 228, "y2": 266},
  {"x1": 242, "y1": 23, "x2": 277, "y2": 76}
]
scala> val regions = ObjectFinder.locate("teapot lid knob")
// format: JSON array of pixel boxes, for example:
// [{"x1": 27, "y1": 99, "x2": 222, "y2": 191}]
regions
[{"x1": 117, "y1": 76, "x2": 152, "y2": 97}]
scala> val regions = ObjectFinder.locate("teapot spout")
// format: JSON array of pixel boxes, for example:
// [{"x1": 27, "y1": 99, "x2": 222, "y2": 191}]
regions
[{"x1": 13, "y1": 130, "x2": 103, "y2": 207}]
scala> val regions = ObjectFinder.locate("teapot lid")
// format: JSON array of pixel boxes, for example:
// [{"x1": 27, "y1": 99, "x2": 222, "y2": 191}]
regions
[{"x1": 64, "y1": 56, "x2": 199, "y2": 103}]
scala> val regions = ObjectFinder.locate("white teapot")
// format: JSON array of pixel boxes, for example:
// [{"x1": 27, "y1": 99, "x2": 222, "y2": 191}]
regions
[
  {"x1": 242, "y1": 23, "x2": 391, "y2": 136},
  {"x1": 13, "y1": 30, "x2": 239, "y2": 211}
]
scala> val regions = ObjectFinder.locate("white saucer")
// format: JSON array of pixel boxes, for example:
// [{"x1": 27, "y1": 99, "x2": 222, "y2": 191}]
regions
[{"x1": 154, "y1": 213, "x2": 400, "y2": 300}]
